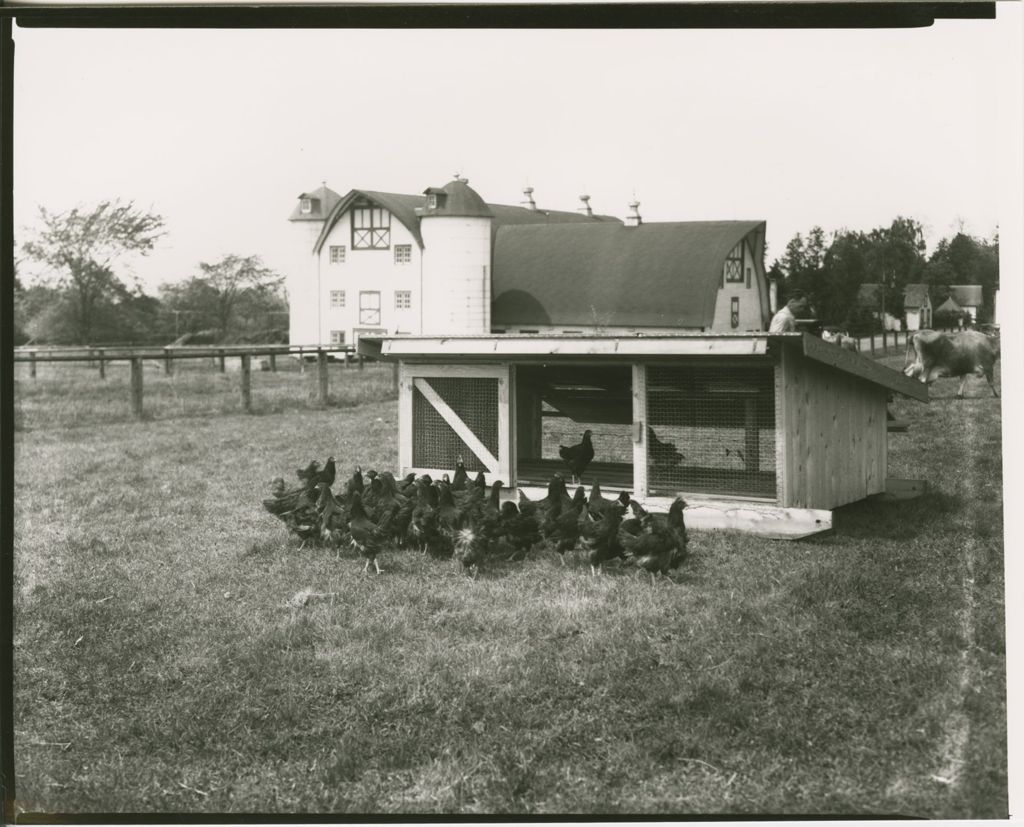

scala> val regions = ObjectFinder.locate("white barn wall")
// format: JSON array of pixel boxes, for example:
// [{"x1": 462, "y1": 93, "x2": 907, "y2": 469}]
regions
[
  {"x1": 313, "y1": 211, "x2": 423, "y2": 344},
  {"x1": 710, "y1": 234, "x2": 768, "y2": 331}
]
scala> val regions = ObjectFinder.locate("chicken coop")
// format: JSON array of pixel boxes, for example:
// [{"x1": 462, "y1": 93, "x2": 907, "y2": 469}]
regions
[{"x1": 359, "y1": 333, "x2": 928, "y2": 538}]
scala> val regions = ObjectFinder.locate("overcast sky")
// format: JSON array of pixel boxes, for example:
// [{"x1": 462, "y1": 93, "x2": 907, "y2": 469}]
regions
[{"x1": 12, "y1": 10, "x2": 1023, "y2": 294}]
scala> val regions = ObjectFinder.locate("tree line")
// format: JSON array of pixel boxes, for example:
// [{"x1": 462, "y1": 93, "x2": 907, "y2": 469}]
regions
[
  {"x1": 15, "y1": 200, "x2": 287, "y2": 346},
  {"x1": 770, "y1": 216, "x2": 999, "y2": 332}
]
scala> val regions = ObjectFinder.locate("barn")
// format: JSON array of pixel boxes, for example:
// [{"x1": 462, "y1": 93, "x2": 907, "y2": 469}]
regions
[
  {"x1": 359, "y1": 331, "x2": 929, "y2": 539},
  {"x1": 286, "y1": 177, "x2": 772, "y2": 346}
]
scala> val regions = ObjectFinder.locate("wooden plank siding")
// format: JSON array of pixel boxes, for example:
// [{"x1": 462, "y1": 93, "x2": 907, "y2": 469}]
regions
[{"x1": 777, "y1": 346, "x2": 887, "y2": 509}]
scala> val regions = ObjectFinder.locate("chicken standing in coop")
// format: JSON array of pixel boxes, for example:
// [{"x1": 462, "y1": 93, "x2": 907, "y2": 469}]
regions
[
  {"x1": 647, "y1": 427, "x2": 684, "y2": 469},
  {"x1": 559, "y1": 429, "x2": 595, "y2": 485}
]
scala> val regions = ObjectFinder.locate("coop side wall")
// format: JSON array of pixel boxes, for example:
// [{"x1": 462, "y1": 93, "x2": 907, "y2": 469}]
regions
[{"x1": 776, "y1": 349, "x2": 887, "y2": 509}]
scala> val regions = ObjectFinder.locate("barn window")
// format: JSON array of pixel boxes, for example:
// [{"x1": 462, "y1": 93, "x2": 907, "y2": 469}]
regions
[
  {"x1": 300, "y1": 198, "x2": 313, "y2": 214},
  {"x1": 330, "y1": 245, "x2": 346, "y2": 264},
  {"x1": 352, "y1": 205, "x2": 391, "y2": 249},
  {"x1": 731, "y1": 297, "x2": 740, "y2": 329},
  {"x1": 724, "y1": 242, "x2": 744, "y2": 283},
  {"x1": 394, "y1": 244, "x2": 412, "y2": 264},
  {"x1": 395, "y1": 290, "x2": 412, "y2": 310},
  {"x1": 330, "y1": 330, "x2": 345, "y2": 345},
  {"x1": 359, "y1": 291, "x2": 381, "y2": 325},
  {"x1": 645, "y1": 365, "x2": 776, "y2": 499},
  {"x1": 330, "y1": 290, "x2": 346, "y2": 308},
  {"x1": 427, "y1": 194, "x2": 437, "y2": 209}
]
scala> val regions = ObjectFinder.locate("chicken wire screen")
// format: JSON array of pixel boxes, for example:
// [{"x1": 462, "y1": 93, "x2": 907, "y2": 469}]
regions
[
  {"x1": 412, "y1": 376, "x2": 499, "y2": 473},
  {"x1": 646, "y1": 365, "x2": 776, "y2": 498}
]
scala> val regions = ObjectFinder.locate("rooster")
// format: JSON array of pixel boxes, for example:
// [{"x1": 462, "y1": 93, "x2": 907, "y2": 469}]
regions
[
  {"x1": 559, "y1": 429, "x2": 595, "y2": 485},
  {"x1": 580, "y1": 501, "x2": 626, "y2": 575}
]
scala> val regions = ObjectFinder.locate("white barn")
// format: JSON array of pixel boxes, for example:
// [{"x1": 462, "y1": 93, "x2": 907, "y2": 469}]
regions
[{"x1": 287, "y1": 177, "x2": 774, "y2": 346}]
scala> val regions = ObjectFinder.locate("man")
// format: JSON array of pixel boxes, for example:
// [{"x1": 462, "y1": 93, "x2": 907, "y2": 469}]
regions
[{"x1": 769, "y1": 292, "x2": 808, "y2": 333}]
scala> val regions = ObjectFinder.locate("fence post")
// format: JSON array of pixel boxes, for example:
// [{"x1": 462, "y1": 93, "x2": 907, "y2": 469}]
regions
[
  {"x1": 98, "y1": 349, "x2": 106, "y2": 380},
  {"x1": 392, "y1": 363, "x2": 399, "y2": 394},
  {"x1": 882, "y1": 330, "x2": 888, "y2": 353},
  {"x1": 219, "y1": 349, "x2": 226, "y2": 373},
  {"x1": 269, "y1": 350, "x2": 277, "y2": 372},
  {"x1": 163, "y1": 347, "x2": 173, "y2": 376},
  {"x1": 130, "y1": 357, "x2": 144, "y2": 419},
  {"x1": 318, "y1": 349, "x2": 329, "y2": 405},
  {"x1": 869, "y1": 333, "x2": 875, "y2": 356},
  {"x1": 29, "y1": 350, "x2": 37, "y2": 379},
  {"x1": 241, "y1": 354, "x2": 252, "y2": 412},
  {"x1": 358, "y1": 352, "x2": 364, "y2": 371}
]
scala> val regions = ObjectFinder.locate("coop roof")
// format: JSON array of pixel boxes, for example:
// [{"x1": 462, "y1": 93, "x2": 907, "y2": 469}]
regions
[
  {"x1": 358, "y1": 332, "x2": 928, "y2": 401},
  {"x1": 903, "y1": 283, "x2": 930, "y2": 308},
  {"x1": 949, "y1": 285, "x2": 983, "y2": 307},
  {"x1": 491, "y1": 221, "x2": 765, "y2": 329}
]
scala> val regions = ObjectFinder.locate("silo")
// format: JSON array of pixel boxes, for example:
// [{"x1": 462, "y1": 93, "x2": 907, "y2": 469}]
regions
[
  {"x1": 287, "y1": 185, "x2": 340, "y2": 345},
  {"x1": 419, "y1": 178, "x2": 494, "y2": 335}
]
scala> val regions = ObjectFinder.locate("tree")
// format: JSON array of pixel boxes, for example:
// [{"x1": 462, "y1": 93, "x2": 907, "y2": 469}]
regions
[
  {"x1": 178, "y1": 254, "x2": 285, "y2": 340},
  {"x1": 21, "y1": 200, "x2": 165, "y2": 343}
]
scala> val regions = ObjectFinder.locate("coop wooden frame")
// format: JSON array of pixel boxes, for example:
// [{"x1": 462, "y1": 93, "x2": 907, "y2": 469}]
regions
[{"x1": 365, "y1": 333, "x2": 927, "y2": 539}]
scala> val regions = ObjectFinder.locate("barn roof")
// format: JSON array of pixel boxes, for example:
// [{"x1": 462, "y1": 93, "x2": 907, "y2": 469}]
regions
[
  {"x1": 903, "y1": 283, "x2": 931, "y2": 308},
  {"x1": 288, "y1": 184, "x2": 343, "y2": 222},
  {"x1": 949, "y1": 284, "x2": 983, "y2": 307},
  {"x1": 358, "y1": 331, "x2": 928, "y2": 401},
  {"x1": 491, "y1": 221, "x2": 764, "y2": 329},
  {"x1": 310, "y1": 181, "x2": 618, "y2": 254},
  {"x1": 936, "y1": 295, "x2": 964, "y2": 314}
]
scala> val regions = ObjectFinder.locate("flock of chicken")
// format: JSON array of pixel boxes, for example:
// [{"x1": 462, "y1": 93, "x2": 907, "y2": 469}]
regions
[{"x1": 261, "y1": 455, "x2": 688, "y2": 581}]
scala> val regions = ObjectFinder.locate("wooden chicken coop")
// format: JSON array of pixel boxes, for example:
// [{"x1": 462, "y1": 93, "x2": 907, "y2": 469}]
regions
[{"x1": 359, "y1": 333, "x2": 928, "y2": 538}]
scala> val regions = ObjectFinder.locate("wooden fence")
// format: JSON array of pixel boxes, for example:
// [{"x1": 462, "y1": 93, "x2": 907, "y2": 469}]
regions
[{"x1": 13, "y1": 344, "x2": 399, "y2": 419}]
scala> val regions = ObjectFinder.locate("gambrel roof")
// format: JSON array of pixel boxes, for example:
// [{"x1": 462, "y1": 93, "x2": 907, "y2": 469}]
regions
[{"x1": 491, "y1": 221, "x2": 765, "y2": 329}]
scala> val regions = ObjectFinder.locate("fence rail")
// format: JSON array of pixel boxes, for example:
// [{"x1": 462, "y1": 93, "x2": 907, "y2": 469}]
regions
[{"x1": 13, "y1": 343, "x2": 398, "y2": 419}]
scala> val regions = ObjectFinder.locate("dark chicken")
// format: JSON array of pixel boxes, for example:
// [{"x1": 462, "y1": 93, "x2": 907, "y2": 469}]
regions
[
  {"x1": 558, "y1": 429, "x2": 595, "y2": 485},
  {"x1": 580, "y1": 501, "x2": 626, "y2": 575},
  {"x1": 348, "y1": 492, "x2": 385, "y2": 574},
  {"x1": 619, "y1": 498, "x2": 688, "y2": 583},
  {"x1": 647, "y1": 427, "x2": 684, "y2": 469}
]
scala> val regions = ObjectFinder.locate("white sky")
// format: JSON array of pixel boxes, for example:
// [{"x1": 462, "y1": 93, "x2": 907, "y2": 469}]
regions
[{"x1": 12, "y1": 11, "x2": 1021, "y2": 294}]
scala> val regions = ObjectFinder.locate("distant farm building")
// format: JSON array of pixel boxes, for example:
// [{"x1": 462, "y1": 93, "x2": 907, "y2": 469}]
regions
[
  {"x1": 946, "y1": 285, "x2": 983, "y2": 322},
  {"x1": 902, "y1": 284, "x2": 933, "y2": 331},
  {"x1": 287, "y1": 178, "x2": 772, "y2": 346},
  {"x1": 857, "y1": 283, "x2": 901, "y2": 331}
]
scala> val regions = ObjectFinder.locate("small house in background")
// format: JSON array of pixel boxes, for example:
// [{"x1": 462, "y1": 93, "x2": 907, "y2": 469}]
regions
[
  {"x1": 857, "y1": 283, "x2": 901, "y2": 331},
  {"x1": 903, "y1": 283, "x2": 933, "y2": 331},
  {"x1": 359, "y1": 331, "x2": 928, "y2": 540},
  {"x1": 948, "y1": 285, "x2": 983, "y2": 322},
  {"x1": 286, "y1": 177, "x2": 773, "y2": 346}
]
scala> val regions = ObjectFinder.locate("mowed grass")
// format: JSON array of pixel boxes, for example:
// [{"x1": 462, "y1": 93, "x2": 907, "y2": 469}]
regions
[{"x1": 11, "y1": 358, "x2": 1006, "y2": 816}]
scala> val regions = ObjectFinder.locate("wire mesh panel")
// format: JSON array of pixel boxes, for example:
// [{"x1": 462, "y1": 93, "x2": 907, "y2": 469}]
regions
[
  {"x1": 517, "y1": 365, "x2": 635, "y2": 488},
  {"x1": 646, "y1": 365, "x2": 776, "y2": 499},
  {"x1": 412, "y1": 377, "x2": 499, "y2": 473}
]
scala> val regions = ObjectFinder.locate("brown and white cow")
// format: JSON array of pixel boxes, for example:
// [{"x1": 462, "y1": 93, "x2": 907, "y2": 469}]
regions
[{"x1": 903, "y1": 329, "x2": 999, "y2": 398}]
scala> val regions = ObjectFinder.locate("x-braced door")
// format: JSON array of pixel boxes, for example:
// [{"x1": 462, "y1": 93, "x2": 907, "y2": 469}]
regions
[{"x1": 398, "y1": 364, "x2": 511, "y2": 482}]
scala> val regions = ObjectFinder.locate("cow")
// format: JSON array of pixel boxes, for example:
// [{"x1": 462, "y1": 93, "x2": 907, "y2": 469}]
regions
[{"x1": 903, "y1": 329, "x2": 999, "y2": 398}]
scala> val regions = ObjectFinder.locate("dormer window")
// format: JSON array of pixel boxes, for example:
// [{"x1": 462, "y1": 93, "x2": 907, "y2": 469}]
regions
[
  {"x1": 427, "y1": 194, "x2": 437, "y2": 209},
  {"x1": 300, "y1": 198, "x2": 313, "y2": 214}
]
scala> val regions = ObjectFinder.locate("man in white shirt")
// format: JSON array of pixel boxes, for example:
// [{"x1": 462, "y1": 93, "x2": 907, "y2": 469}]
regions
[{"x1": 769, "y1": 292, "x2": 809, "y2": 333}]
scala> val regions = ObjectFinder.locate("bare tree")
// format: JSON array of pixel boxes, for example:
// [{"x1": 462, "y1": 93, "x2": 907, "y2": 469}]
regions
[{"x1": 21, "y1": 200, "x2": 165, "y2": 343}]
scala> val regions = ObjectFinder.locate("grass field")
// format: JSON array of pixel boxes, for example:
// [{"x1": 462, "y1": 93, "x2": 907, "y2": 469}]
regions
[{"x1": 11, "y1": 357, "x2": 1006, "y2": 816}]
